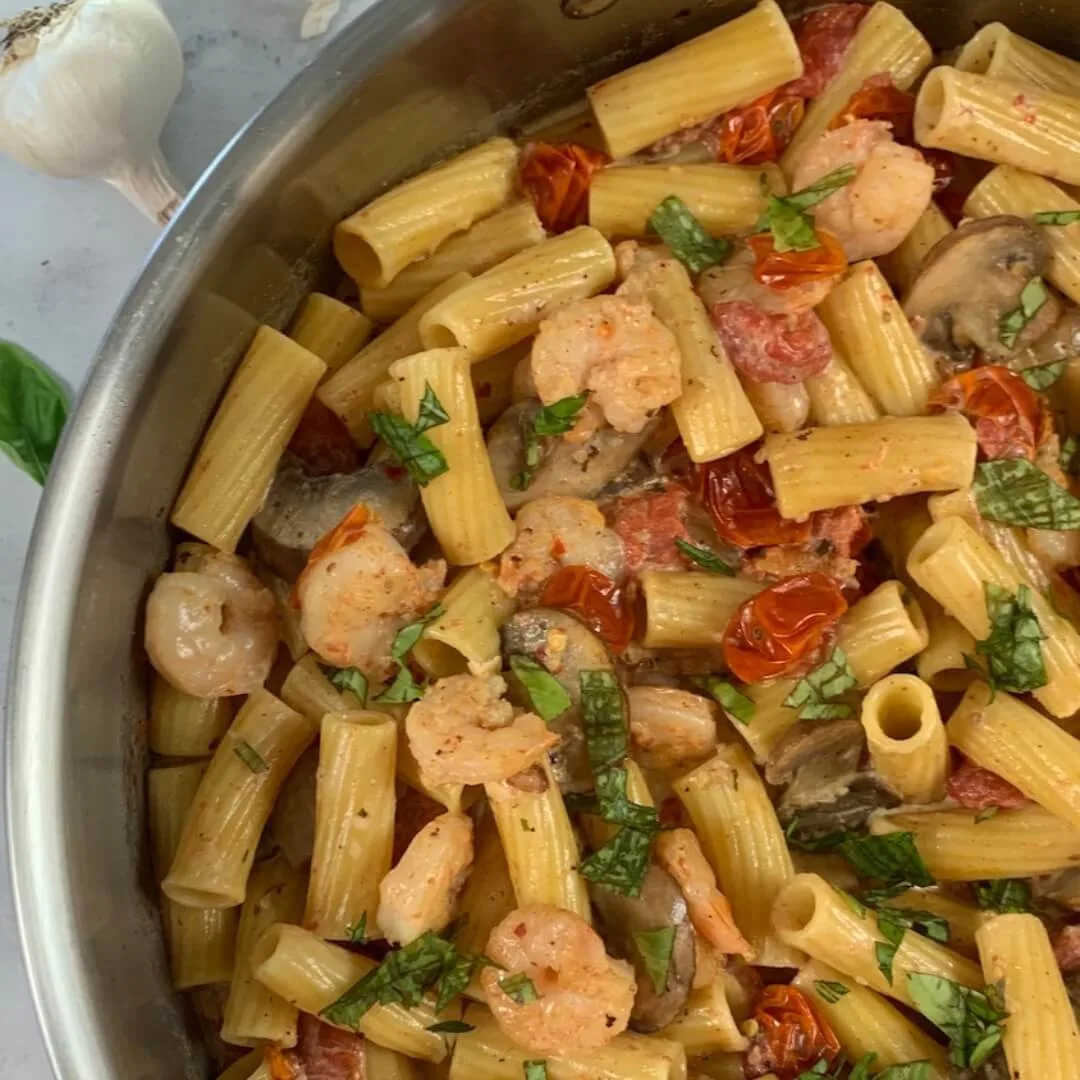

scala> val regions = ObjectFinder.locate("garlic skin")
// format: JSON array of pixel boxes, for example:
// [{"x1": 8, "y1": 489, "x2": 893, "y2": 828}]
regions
[{"x1": 0, "y1": 0, "x2": 186, "y2": 224}]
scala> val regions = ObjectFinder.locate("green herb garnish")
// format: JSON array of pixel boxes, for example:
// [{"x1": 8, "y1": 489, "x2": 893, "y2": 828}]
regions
[
  {"x1": 509, "y1": 655, "x2": 572, "y2": 722},
  {"x1": 972, "y1": 878, "x2": 1034, "y2": 914},
  {"x1": 838, "y1": 832, "x2": 934, "y2": 889},
  {"x1": 647, "y1": 196, "x2": 732, "y2": 273},
  {"x1": 426, "y1": 1019, "x2": 474, "y2": 1034},
  {"x1": 875, "y1": 908, "x2": 906, "y2": 984},
  {"x1": 511, "y1": 392, "x2": 590, "y2": 491},
  {"x1": 674, "y1": 537, "x2": 735, "y2": 575},
  {"x1": 369, "y1": 382, "x2": 450, "y2": 486},
  {"x1": 524, "y1": 1062, "x2": 548, "y2": 1080},
  {"x1": 0, "y1": 340, "x2": 70, "y2": 485},
  {"x1": 345, "y1": 913, "x2": 367, "y2": 944},
  {"x1": 756, "y1": 166, "x2": 857, "y2": 252},
  {"x1": 1034, "y1": 209, "x2": 1080, "y2": 225},
  {"x1": 906, "y1": 973, "x2": 1007, "y2": 1070},
  {"x1": 499, "y1": 972, "x2": 539, "y2": 1004},
  {"x1": 814, "y1": 979, "x2": 850, "y2": 1004},
  {"x1": 1061, "y1": 434, "x2": 1080, "y2": 476},
  {"x1": 999, "y1": 276, "x2": 1049, "y2": 349},
  {"x1": 1019, "y1": 359, "x2": 1066, "y2": 390},
  {"x1": 322, "y1": 664, "x2": 369, "y2": 704},
  {"x1": 975, "y1": 806, "x2": 1000, "y2": 824},
  {"x1": 233, "y1": 740, "x2": 269, "y2": 773},
  {"x1": 633, "y1": 926, "x2": 676, "y2": 994},
  {"x1": 784, "y1": 647, "x2": 858, "y2": 720},
  {"x1": 372, "y1": 604, "x2": 445, "y2": 704},
  {"x1": 974, "y1": 458, "x2": 1080, "y2": 529},
  {"x1": 695, "y1": 676, "x2": 755, "y2": 724},
  {"x1": 970, "y1": 582, "x2": 1047, "y2": 695}
]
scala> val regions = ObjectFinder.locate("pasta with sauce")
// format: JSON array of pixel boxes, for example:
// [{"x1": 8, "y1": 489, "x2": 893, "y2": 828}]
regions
[{"x1": 146, "y1": 5, "x2": 1080, "y2": 1079}]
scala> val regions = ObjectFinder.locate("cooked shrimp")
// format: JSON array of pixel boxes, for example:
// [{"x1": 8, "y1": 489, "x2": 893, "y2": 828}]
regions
[
  {"x1": 793, "y1": 119, "x2": 934, "y2": 262},
  {"x1": 698, "y1": 246, "x2": 836, "y2": 316},
  {"x1": 497, "y1": 495, "x2": 625, "y2": 598},
  {"x1": 655, "y1": 828, "x2": 756, "y2": 961},
  {"x1": 297, "y1": 508, "x2": 445, "y2": 679},
  {"x1": 145, "y1": 550, "x2": 278, "y2": 698},
  {"x1": 377, "y1": 811, "x2": 474, "y2": 945},
  {"x1": 531, "y1": 295, "x2": 682, "y2": 434},
  {"x1": 405, "y1": 673, "x2": 558, "y2": 786},
  {"x1": 482, "y1": 904, "x2": 636, "y2": 1055},
  {"x1": 627, "y1": 686, "x2": 719, "y2": 770}
]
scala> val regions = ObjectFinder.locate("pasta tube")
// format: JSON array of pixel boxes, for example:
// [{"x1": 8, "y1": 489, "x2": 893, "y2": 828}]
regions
[
  {"x1": 975, "y1": 914, "x2": 1080, "y2": 1080},
  {"x1": 390, "y1": 347, "x2": 515, "y2": 564},
  {"x1": 880, "y1": 202, "x2": 954, "y2": 298},
  {"x1": 946, "y1": 682, "x2": 1080, "y2": 830},
  {"x1": 771, "y1": 874, "x2": 982, "y2": 1008},
  {"x1": 675, "y1": 745, "x2": 799, "y2": 967},
  {"x1": 216, "y1": 1051, "x2": 263, "y2": 1080},
  {"x1": 269, "y1": 745, "x2": 317, "y2": 871},
  {"x1": 418, "y1": 227, "x2": 616, "y2": 358},
  {"x1": 306, "y1": 712, "x2": 397, "y2": 941},
  {"x1": 451, "y1": 812, "x2": 515, "y2": 966},
  {"x1": 763, "y1": 414, "x2": 977, "y2": 519},
  {"x1": 288, "y1": 292, "x2": 374, "y2": 376},
  {"x1": 360, "y1": 203, "x2": 545, "y2": 322},
  {"x1": 222, "y1": 856, "x2": 307, "y2": 1047},
  {"x1": 805, "y1": 354, "x2": 880, "y2": 427},
  {"x1": 587, "y1": 0, "x2": 802, "y2": 159},
  {"x1": 334, "y1": 138, "x2": 519, "y2": 288},
  {"x1": 657, "y1": 981, "x2": 747, "y2": 1055},
  {"x1": 171, "y1": 327, "x2": 326, "y2": 552},
  {"x1": 869, "y1": 805, "x2": 1080, "y2": 879},
  {"x1": 955, "y1": 23, "x2": 1080, "y2": 96},
  {"x1": 860, "y1": 674, "x2": 948, "y2": 804},
  {"x1": 149, "y1": 675, "x2": 234, "y2": 759},
  {"x1": 163, "y1": 689, "x2": 317, "y2": 908},
  {"x1": 640, "y1": 571, "x2": 762, "y2": 648},
  {"x1": 915, "y1": 68, "x2": 1080, "y2": 186},
  {"x1": 881, "y1": 889, "x2": 987, "y2": 960},
  {"x1": 739, "y1": 377, "x2": 810, "y2": 435},
  {"x1": 250, "y1": 924, "x2": 446, "y2": 1062},
  {"x1": 366, "y1": 1044, "x2": 427, "y2": 1080},
  {"x1": 816, "y1": 261, "x2": 940, "y2": 417}
]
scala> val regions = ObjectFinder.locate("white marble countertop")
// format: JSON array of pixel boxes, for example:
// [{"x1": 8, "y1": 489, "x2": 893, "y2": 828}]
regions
[{"x1": 0, "y1": 1, "x2": 369, "y2": 1074}]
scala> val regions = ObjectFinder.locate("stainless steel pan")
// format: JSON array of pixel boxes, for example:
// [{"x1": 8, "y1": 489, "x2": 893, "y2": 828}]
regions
[{"x1": 7, "y1": 1, "x2": 1076, "y2": 1076}]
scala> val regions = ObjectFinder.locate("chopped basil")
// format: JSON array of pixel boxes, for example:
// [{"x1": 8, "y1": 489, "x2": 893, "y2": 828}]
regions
[
  {"x1": 233, "y1": 740, "x2": 269, "y2": 773},
  {"x1": 512, "y1": 393, "x2": 590, "y2": 491},
  {"x1": 415, "y1": 384, "x2": 450, "y2": 431},
  {"x1": 875, "y1": 908, "x2": 906, "y2": 984},
  {"x1": 1019, "y1": 358, "x2": 1066, "y2": 390},
  {"x1": 838, "y1": 832, "x2": 934, "y2": 889},
  {"x1": 757, "y1": 165, "x2": 857, "y2": 253},
  {"x1": 972, "y1": 878, "x2": 1034, "y2": 914},
  {"x1": 633, "y1": 926, "x2": 676, "y2": 994},
  {"x1": 321, "y1": 664, "x2": 368, "y2": 704},
  {"x1": 374, "y1": 666, "x2": 426, "y2": 704},
  {"x1": 509, "y1": 655, "x2": 572, "y2": 723},
  {"x1": 499, "y1": 972, "x2": 539, "y2": 1004},
  {"x1": 814, "y1": 979, "x2": 850, "y2": 1004},
  {"x1": 973, "y1": 458, "x2": 1080, "y2": 529},
  {"x1": 426, "y1": 1019, "x2": 474, "y2": 1034},
  {"x1": 579, "y1": 823, "x2": 658, "y2": 897},
  {"x1": 1034, "y1": 209, "x2": 1080, "y2": 225},
  {"x1": 850, "y1": 1058, "x2": 931, "y2": 1080},
  {"x1": 1061, "y1": 434, "x2": 1080, "y2": 476},
  {"x1": 784, "y1": 816, "x2": 847, "y2": 853},
  {"x1": 372, "y1": 604, "x2": 445, "y2": 704},
  {"x1": 881, "y1": 907, "x2": 951, "y2": 945},
  {"x1": 345, "y1": 913, "x2": 367, "y2": 944},
  {"x1": 999, "y1": 276, "x2": 1049, "y2": 349},
  {"x1": 971, "y1": 583, "x2": 1048, "y2": 695},
  {"x1": 524, "y1": 1062, "x2": 549, "y2": 1080},
  {"x1": 647, "y1": 196, "x2": 732, "y2": 274},
  {"x1": 975, "y1": 806, "x2": 1000, "y2": 824},
  {"x1": 795, "y1": 1061, "x2": 837, "y2": 1079},
  {"x1": 674, "y1": 538, "x2": 735, "y2": 575},
  {"x1": 783, "y1": 647, "x2": 857, "y2": 720},
  {"x1": 695, "y1": 676, "x2": 755, "y2": 724},
  {"x1": 579, "y1": 670, "x2": 630, "y2": 770},
  {"x1": 0, "y1": 340, "x2": 70, "y2": 485},
  {"x1": 906, "y1": 973, "x2": 1007, "y2": 1070},
  {"x1": 369, "y1": 382, "x2": 450, "y2": 486},
  {"x1": 838, "y1": 888, "x2": 869, "y2": 917}
]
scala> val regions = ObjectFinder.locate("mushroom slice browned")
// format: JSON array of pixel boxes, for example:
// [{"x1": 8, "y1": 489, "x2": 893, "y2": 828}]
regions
[
  {"x1": 904, "y1": 215, "x2": 1055, "y2": 364},
  {"x1": 766, "y1": 717, "x2": 870, "y2": 817},
  {"x1": 591, "y1": 864, "x2": 696, "y2": 1033},
  {"x1": 252, "y1": 459, "x2": 423, "y2": 581}
]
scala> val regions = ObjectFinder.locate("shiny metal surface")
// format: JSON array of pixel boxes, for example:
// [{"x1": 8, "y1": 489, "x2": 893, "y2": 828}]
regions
[{"x1": 6, "y1": 0, "x2": 1078, "y2": 1077}]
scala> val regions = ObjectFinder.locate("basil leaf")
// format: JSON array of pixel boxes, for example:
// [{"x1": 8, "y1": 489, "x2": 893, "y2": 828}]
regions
[
  {"x1": 633, "y1": 926, "x2": 676, "y2": 994},
  {"x1": 838, "y1": 888, "x2": 869, "y2": 917},
  {"x1": 756, "y1": 165, "x2": 857, "y2": 254},
  {"x1": 426, "y1": 1019, "x2": 474, "y2": 1034},
  {"x1": 579, "y1": 670, "x2": 629, "y2": 771},
  {"x1": 0, "y1": 340, "x2": 70, "y2": 485},
  {"x1": 1019, "y1": 358, "x2": 1066, "y2": 390},
  {"x1": 370, "y1": 384, "x2": 450, "y2": 486},
  {"x1": 972, "y1": 878, "x2": 1034, "y2": 914},
  {"x1": 345, "y1": 913, "x2": 367, "y2": 944},
  {"x1": 974, "y1": 582, "x2": 1048, "y2": 694},
  {"x1": 524, "y1": 1062, "x2": 548, "y2": 1080},
  {"x1": 974, "y1": 458, "x2": 1080, "y2": 529},
  {"x1": 391, "y1": 604, "x2": 445, "y2": 665},
  {"x1": 783, "y1": 647, "x2": 857, "y2": 720},
  {"x1": 233, "y1": 740, "x2": 269, "y2": 773},
  {"x1": 974, "y1": 806, "x2": 1000, "y2": 824},
  {"x1": 876, "y1": 1064, "x2": 932, "y2": 1080},
  {"x1": 882, "y1": 907, "x2": 951, "y2": 945},
  {"x1": 372, "y1": 666, "x2": 424, "y2": 704},
  {"x1": 814, "y1": 979, "x2": 850, "y2": 1004},
  {"x1": 1061, "y1": 434, "x2": 1080, "y2": 476},
  {"x1": 695, "y1": 676, "x2": 754, "y2": 724},
  {"x1": 675, "y1": 538, "x2": 735, "y2": 575},
  {"x1": 785, "y1": 165, "x2": 859, "y2": 210},
  {"x1": 512, "y1": 393, "x2": 590, "y2": 491},
  {"x1": 1034, "y1": 209, "x2": 1080, "y2": 225},
  {"x1": 847, "y1": 1057, "x2": 876, "y2": 1080},
  {"x1": 906, "y1": 973, "x2": 1007, "y2": 1070},
  {"x1": 373, "y1": 604, "x2": 445, "y2": 703},
  {"x1": 579, "y1": 821, "x2": 657, "y2": 898},
  {"x1": 838, "y1": 832, "x2": 934, "y2": 888},
  {"x1": 509, "y1": 655, "x2": 572, "y2": 723},
  {"x1": 322, "y1": 664, "x2": 368, "y2": 704},
  {"x1": 499, "y1": 972, "x2": 539, "y2": 1004},
  {"x1": 875, "y1": 908, "x2": 907, "y2": 984},
  {"x1": 647, "y1": 196, "x2": 732, "y2": 274},
  {"x1": 999, "y1": 276, "x2": 1049, "y2": 349},
  {"x1": 784, "y1": 816, "x2": 847, "y2": 853},
  {"x1": 415, "y1": 384, "x2": 450, "y2": 432}
]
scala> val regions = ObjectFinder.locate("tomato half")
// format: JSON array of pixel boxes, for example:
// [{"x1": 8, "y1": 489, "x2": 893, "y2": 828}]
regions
[
  {"x1": 722, "y1": 573, "x2": 848, "y2": 682},
  {"x1": 718, "y1": 91, "x2": 806, "y2": 165},
  {"x1": 539, "y1": 565, "x2": 635, "y2": 653},
  {"x1": 929, "y1": 365, "x2": 1043, "y2": 461},
  {"x1": 288, "y1": 398, "x2": 360, "y2": 477},
  {"x1": 946, "y1": 759, "x2": 1031, "y2": 811},
  {"x1": 519, "y1": 142, "x2": 610, "y2": 234},
  {"x1": 711, "y1": 301, "x2": 834, "y2": 384},
  {"x1": 786, "y1": 3, "x2": 871, "y2": 98},
  {"x1": 748, "y1": 228, "x2": 848, "y2": 291},
  {"x1": 745, "y1": 984, "x2": 842, "y2": 1080},
  {"x1": 829, "y1": 74, "x2": 915, "y2": 141}
]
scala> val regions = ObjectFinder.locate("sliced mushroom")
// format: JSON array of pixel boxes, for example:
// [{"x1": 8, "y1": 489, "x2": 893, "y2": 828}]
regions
[
  {"x1": 591, "y1": 864, "x2": 696, "y2": 1032},
  {"x1": 252, "y1": 459, "x2": 423, "y2": 581},
  {"x1": 1021, "y1": 305, "x2": 1080, "y2": 367},
  {"x1": 781, "y1": 775, "x2": 901, "y2": 846},
  {"x1": 486, "y1": 401, "x2": 661, "y2": 511},
  {"x1": 905, "y1": 215, "x2": 1057, "y2": 364}
]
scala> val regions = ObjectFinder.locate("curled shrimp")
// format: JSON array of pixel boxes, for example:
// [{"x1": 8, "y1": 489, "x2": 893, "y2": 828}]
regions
[
  {"x1": 481, "y1": 904, "x2": 636, "y2": 1055},
  {"x1": 627, "y1": 686, "x2": 719, "y2": 770},
  {"x1": 405, "y1": 674, "x2": 558, "y2": 786},
  {"x1": 655, "y1": 828, "x2": 756, "y2": 961},
  {"x1": 697, "y1": 246, "x2": 836, "y2": 316},
  {"x1": 497, "y1": 495, "x2": 624, "y2": 599},
  {"x1": 297, "y1": 505, "x2": 445, "y2": 680},
  {"x1": 377, "y1": 811, "x2": 474, "y2": 945},
  {"x1": 145, "y1": 550, "x2": 278, "y2": 698},
  {"x1": 792, "y1": 119, "x2": 934, "y2": 262},
  {"x1": 531, "y1": 295, "x2": 682, "y2": 434}
]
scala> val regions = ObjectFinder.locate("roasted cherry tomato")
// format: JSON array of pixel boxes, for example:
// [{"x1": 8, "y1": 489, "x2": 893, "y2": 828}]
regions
[
  {"x1": 745, "y1": 984, "x2": 842, "y2": 1080},
  {"x1": 722, "y1": 572, "x2": 848, "y2": 682},
  {"x1": 829, "y1": 74, "x2": 915, "y2": 141},
  {"x1": 947, "y1": 759, "x2": 1031, "y2": 811},
  {"x1": 539, "y1": 565, "x2": 635, "y2": 653},
  {"x1": 787, "y1": 3, "x2": 871, "y2": 98},
  {"x1": 519, "y1": 142, "x2": 610, "y2": 234},
  {"x1": 747, "y1": 228, "x2": 848, "y2": 291},
  {"x1": 267, "y1": 1014, "x2": 365, "y2": 1080},
  {"x1": 929, "y1": 365, "x2": 1043, "y2": 461},
  {"x1": 288, "y1": 398, "x2": 360, "y2": 477},
  {"x1": 718, "y1": 90, "x2": 806, "y2": 165},
  {"x1": 610, "y1": 487, "x2": 691, "y2": 574},
  {"x1": 711, "y1": 301, "x2": 833, "y2": 384}
]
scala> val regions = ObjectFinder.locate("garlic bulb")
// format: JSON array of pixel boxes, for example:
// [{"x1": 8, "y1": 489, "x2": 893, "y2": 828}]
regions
[{"x1": 0, "y1": 0, "x2": 185, "y2": 224}]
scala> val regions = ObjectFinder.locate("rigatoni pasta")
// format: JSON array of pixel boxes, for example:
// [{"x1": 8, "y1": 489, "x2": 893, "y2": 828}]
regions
[
  {"x1": 955, "y1": 23, "x2": 1080, "y2": 96},
  {"x1": 288, "y1": 292, "x2": 374, "y2": 375},
  {"x1": 149, "y1": 675, "x2": 234, "y2": 759}
]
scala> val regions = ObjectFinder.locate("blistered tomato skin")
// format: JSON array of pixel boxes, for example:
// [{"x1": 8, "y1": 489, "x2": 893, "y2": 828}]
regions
[
  {"x1": 744, "y1": 984, "x2": 842, "y2": 1080},
  {"x1": 946, "y1": 759, "x2": 1031, "y2": 811},
  {"x1": 711, "y1": 300, "x2": 833, "y2": 384},
  {"x1": 718, "y1": 91, "x2": 805, "y2": 165},
  {"x1": 610, "y1": 487, "x2": 691, "y2": 574},
  {"x1": 829, "y1": 74, "x2": 915, "y2": 140},
  {"x1": 288, "y1": 398, "x2": 360, "y2": 477},
  {"x1": 786, "y1": 3, "x2": 871, "y2": 99},
  {"x1": 519, "y1": 142, "x2": 609, "y2": 234},
  {"x1": 747, "y1": 229, "x2": 848, "y2": 292},
  {"x1": 722, "y1": 573, "x2": 848, "y2": 683},
  {"x1": 539, "y1": 564, "x2": 636, "y2": 653}
]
